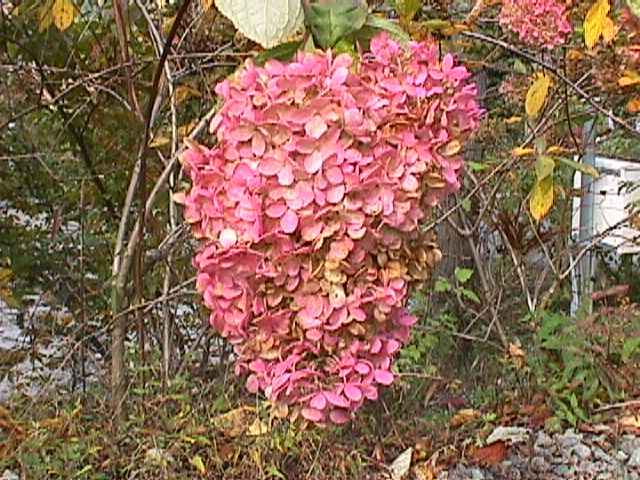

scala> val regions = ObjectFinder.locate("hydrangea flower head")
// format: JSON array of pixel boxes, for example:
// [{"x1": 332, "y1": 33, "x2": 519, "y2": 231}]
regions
[
  {"x1": 179, "y1": 33, "x2": 482, "y2": 425},
  {"x1": 499, "y1": 0, "x2": 572, "y2": 49}
]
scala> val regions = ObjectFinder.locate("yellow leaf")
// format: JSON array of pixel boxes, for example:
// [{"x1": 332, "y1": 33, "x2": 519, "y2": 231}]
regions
[
  {"x1": 602, "y1": 16, "x2": 616, "y2": 43},
  {"x1": 450, "y1": 408, "x2": 481, "y2": 428},
  {"x1": 505, "y1": 116, "x2": 522, "y2": 124},
  {"x1": 525, "y1": 73, "x2": 551, "y2": 118},
  {"x1": 38, "y1": 1, "x2": 54, "y2": 32},
  {"x1": 190, "y1": 455, "x2": 206, "y2": 475},
  {"x1": 247, "y1": 417, "x2": 270, "y2": 436},
  {"x1": 530, "y1": 176, "x2": 554, "y2": 221},
  {"x1": 546, "y1": 146, "x2": 569, "y2": 155},
  {"x1": 149, "y1": 136, "x2": 171, "y2": 148},
  {"x1": 618, "y1": 71, "x2": 640, "y2": 87},
  {"x1": 52, "y1": 0, "x2": 76, "y2": 31},
  {"x1": 512, "y1": 147, "x2": 535, "y2": 158},
  {"x1": 202, "y1": 0, "x2": 214, "y2": 9},
  {"x1": 584, "y1": 0, "x2": 610, "y2": 49},
  {"x1": 174, "y1": 85, "x2": 202, "y2": 105},
  {"x1": 627, "y1": 97, "x2": 640, "y2": 113}
]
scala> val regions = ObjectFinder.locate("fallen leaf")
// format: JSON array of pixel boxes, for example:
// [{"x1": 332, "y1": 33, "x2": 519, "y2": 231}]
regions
[
  {"x1": 212, "y1": 406, "x2": 256, "y2": 437},
  {"x1": 190, "y1": 454, "x2": 206, "y2": 475},
  {"x1": 472, "y1": 441, "x2": 508, "y2": 466},
  {"x1": 247, "y1": 417, "x2": 270, "y2": 436},
  {"x1": 619, "y1": 71, "x2": 640, "y2": 87},
  {"x1": 450, "y1": 408, "x2": 481, "y2": 428},
  {"x1": 619, "y1": 414, "x2": 640, "y2": 433},
  {"x1": 627, "y1": 97, "x2": 640, "y2": 113},
  {"x1": 389, "y1": 447, "x2": 413, "y2": 480},
  {"x1": 486, "y1": 426, "x2": 530, "y2": 445}
]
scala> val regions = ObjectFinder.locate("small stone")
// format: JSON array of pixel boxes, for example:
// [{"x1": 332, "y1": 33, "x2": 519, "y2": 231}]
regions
[
  {"x1": 629, "y1": 448, "x2": 640, "y2": 467},
  {"x1": 531, "y1": 456, "x2": 549, "y2": 472},
  {"x1": 592, "y1": 447, "x2": 613, "y2": 463},
  {"x1": 1, "y1": 471, "x2": 19, "y2": 480},
  {"x1": 572, "y1": 444, "x2": 592, "y2": 460},
  {"x1": 620, "y1": 436, "x2": 640, "y2": 456},
  {"x1": 615, "y1": 451, "x2": 629, "y2": 462},
  {"x1": 535, "y1": 431, "x2": 554, "y2": 448},
  {"x1": 554, "y1": 465, "x2": 572, "y2": 477},
  {"x1": 596, "y1": 473, "x2": 613, "y2": 480},
  {"x1": 558, "y1": 430, "x2": 582, "y2": 449}
]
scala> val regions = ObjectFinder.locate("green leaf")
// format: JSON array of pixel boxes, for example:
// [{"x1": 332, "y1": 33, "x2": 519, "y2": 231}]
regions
[
  {"x1": 191, "y1": 455, "x2": 206, "y2": 475},
  {"x1": 255, "y1": 40, "x2": 303, "y2": 65},
  {"x1": 555, "y1": 156, "x2": 600, "y2": 178},
  {"x1": 215, "y1": 0, "x2": 305, "y2": 48},
  {"x1": 461, "y1": 288, "x2": 481, "y2": 304},
  {"x1": 303, "y1": 0, "x2": 368, "y2": 49},
  {"x1": 622, "y1": 337, "x2": 640, "y2": 363},
  {"x1": 394, "y1": 0, "x2": 421, "y2": 23},
  {"x1": 434, "y1": 278, "x2": 451, "y2": 293},
  {"x1": 535, "y1": 155, "x2": 555, "y2": 180},
  {"x1": 630, "y1": 0, "x2": 640, "y2": 19},
  {"x1": 363, "y1": 15, "x2": 411, "y2": 44},
  {"x1": 468, "y1": 161, "x2": 487, "y2": 172},
  {"x1": 454, "y1": 267, "x2": 473, "y2": 284}
]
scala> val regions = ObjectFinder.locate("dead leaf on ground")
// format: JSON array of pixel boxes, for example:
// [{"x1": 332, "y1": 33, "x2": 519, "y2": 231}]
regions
[
  {"x1": 471, "y1": 440, "x2": 509, "y2": 466},
  {"x1": 212, "y1": 406, "x2": 256, "y2": 437},
  {"x1": 389, "y1": 447, "x2": 413, "y2": 480},
  {"x1": 450, "y1": 408, "x2": 481, "y2": 428},
  {"x1": 619, "y1": 414, "x2": 640, "y2": 433}
]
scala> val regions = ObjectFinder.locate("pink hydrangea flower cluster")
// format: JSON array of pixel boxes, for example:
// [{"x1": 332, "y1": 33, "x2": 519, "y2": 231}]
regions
[
  {"x1": 499, "y1": 0, "x2": 572, "y2": 49},
  {"x1": 178, "y1": 33, "x2": 482, "y2": 425}
]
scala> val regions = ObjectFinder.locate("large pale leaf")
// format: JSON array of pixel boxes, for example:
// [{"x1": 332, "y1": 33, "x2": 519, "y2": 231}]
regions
[
  {"x1": 52, "y1": 0, "x2": 76, "y2": 31},
  {"x1": 303, "y1": 0, "x2": 368, "y2": 49},
  {"x1": 525, "y1": 73, "x2": 551, "y2": 118},
  {"x1": 629, "y1": 0, "x2": 640, "y2": 19},
  {"x1": 214, "y1": 0, "x2": 304, "y2": 48},
  {"x1": 530, "y1": 176, "x2": 554, "y2": 221},
  {"x1": 584, "y1": 0, "x2": 610, "y2": 49}
]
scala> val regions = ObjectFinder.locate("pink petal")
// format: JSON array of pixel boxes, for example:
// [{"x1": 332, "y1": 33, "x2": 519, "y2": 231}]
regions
[
  {"x1": 329, "y1": 409, "x2": 350, "y2": 424},
  {"x1": 251, "y1": 133, "x2": 266, "y2": 157},
  {"x1": 228, "y1": 125, "x2": 254, "y2": 142},
  {"x1": 326, "y1": 185, "x2": 345, "y2": 204},
  {"x1": 325, "y1": 166, "x2": 344, "y2": 185},
  {"x1": 305, "y1": 115, "x2": 328, "y2": 139},
  {"x1": 277, "y1": 164, "x2": 294, "y2": 186},
  {"x1": 374, "y1": 369, "x2": 394, "y2": 386},
  {"x1": 306, "y1": 328, "x2": 323, "y2": 341},
  {"x1": 354, "y1": 362, "x2": 370, "y2": 374},
  {"x1": 310, "y1": 393, "x2": 327, "y2": 411},
  {"x1": 219, "y1": 228, "x2": 237, "y2": 248},
  {"x1": 301, "y1": 407, "x2": 324, "y2": 423},
  {"x1": 265, "y1": 201, "x2": 287, "y2": 219},
  {"x1": 258, "y1": 157, "x2": 283, "y2": 176},
  {"x1": 324, "y1": 391, "x2": 350, "y2": 408},
  {"x1": 246, "y1": 374, "x2": 259, "y2": 393},
  {"x1": 280, "y1": 209, "x2": 299, "y2": 234},
  {"x1": 304, "y1": 151, "x2": 324, "y2": 174},
  {"x1": 344, "y1": 384, "x2": 362, "y2": 402}
]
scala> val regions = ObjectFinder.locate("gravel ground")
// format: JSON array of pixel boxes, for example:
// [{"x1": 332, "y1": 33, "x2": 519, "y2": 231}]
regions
[{"x1": 438, "y1": 429, "x2": 640, "y2": 480}]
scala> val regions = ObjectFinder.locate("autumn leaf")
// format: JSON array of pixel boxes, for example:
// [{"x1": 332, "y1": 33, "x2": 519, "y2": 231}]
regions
[
  {"x1": 450, "y1": 408, "x2": 481, "y2": 428},
  {"x1": 38, "y1": 1, "x2": 54, "y2": 32},
  {"x1": 584, "y1": 0, "x2": 610, "y2": 49},
  {"x1": 525, "y1": 73, "x2": 551, "y2": 118},
  {"x1": 627, "y1": 97, "x2": 640, "y2": 113},
  {"x1": 190, "y1": 455, "x2": 206, "y2": 475},
  {"x1": 530, "y1": 175, "x2": 554, "y2": 221},
  {"x1": 201, "y1": 0, "x2": 214, "y2": 10},
  {"x1": 512, "y1": 147, "x2": 535, "y2": 157},
  {"x1": 52, "y1": 0, "x2": 76, "y2": 31},
  {"x1": 472, "y1": 441, "x2": 509, "y2": 466},
  {"x1": 618, "y1": 71, "x2": 640, "y2": 87}
]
